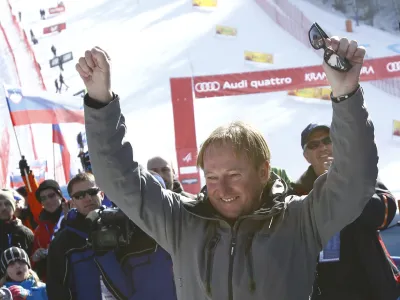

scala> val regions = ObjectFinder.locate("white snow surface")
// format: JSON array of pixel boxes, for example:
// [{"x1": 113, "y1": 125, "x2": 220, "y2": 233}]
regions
[{"x1": 0, "y1": 0, "x2": 399, "y2": 194}]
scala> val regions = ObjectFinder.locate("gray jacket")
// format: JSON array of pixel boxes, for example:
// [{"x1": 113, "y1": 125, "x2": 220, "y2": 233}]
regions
[{"x1": 84, "y1": 88, "x2": 378, "y2": 300}]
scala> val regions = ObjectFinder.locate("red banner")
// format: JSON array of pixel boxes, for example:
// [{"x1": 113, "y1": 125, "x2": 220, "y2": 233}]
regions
[
  {"x1": 49, "y1": 5, "x2": 65, "y2": 14},
  {"x1": 192, "y1": 55, "x2": 400, "y2": 98},
  {"x1": 170, "y1": 78, "x2": 201, "y2": 194},
  {"x1": 171, "y1": 56, "x2": 400, "y2": 193},
  {"x1": 43, "y1": 22, "x2": 66, "y2": 34}
]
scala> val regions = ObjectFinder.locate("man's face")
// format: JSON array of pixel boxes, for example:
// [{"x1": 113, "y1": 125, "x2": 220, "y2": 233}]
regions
[
  {"x1": 147, "y1": 158, "x2": 174, "y2": 190},
  {"x1": 303, "y1": 129, "x2": 332, "y2": 175},
  {"x1": 203, "y1": 142, "x2": 270, "y2": 221},
  {"x1": 39, "y1": 188, "x2": 62, "y2": 213},
  {"x1": 70, "y1": 180, "x2": 103, "y2": 216},
  {"x1": 0, "y1": 198, "x2": 13, "y2": 221}
]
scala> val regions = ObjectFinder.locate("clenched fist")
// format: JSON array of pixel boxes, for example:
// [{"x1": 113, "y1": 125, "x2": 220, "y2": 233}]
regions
[
  {"x1": 323, "y1": 37, "x2": 366, "y2": 97},
  {"x1": 76, "y1": 47, "x2": 113, "y2": 103}
]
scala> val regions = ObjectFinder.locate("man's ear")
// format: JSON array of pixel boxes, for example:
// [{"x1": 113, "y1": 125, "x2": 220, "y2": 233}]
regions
[
  {"x1": 259, "y1": 161, "x2": 270, "y2": 184},
  {"x1": 303, "y1": 150, "x2": 312, "y2": 164}
]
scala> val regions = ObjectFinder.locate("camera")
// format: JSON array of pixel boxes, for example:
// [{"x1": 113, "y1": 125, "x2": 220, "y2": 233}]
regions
[{"x1": 86, "y1": 207, "x2": 134, "y2": 252}]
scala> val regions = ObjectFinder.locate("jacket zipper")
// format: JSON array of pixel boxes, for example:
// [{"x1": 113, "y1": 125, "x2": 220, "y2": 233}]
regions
[
  {"x1": 228, "y1": 231, "x2": 237, "y2": 300},
  {"x1": 94, "y1": 258, "x2": 126, "y2": 300},
  {"x1": 205, "y1": 235, "x2": 220, "y2": 296},
  {"x1": 64, "y1": 246, "x2": 88, "y2": 300}
]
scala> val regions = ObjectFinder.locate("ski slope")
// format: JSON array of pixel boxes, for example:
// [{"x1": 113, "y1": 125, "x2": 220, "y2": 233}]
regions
[
  {"x1": 2, "y1": 0, "x2": 400, "y2": 194},
  {"x1": 289, "y1": 0, "x2": 400, "y2": 59}
]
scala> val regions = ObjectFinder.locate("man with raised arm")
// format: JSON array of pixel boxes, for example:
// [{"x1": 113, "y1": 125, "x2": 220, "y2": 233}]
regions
[{"x1": 77, "y1": 37, "x2": 378, "y2": 299}]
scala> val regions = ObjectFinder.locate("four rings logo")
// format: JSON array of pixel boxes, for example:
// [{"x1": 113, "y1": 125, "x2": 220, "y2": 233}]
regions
[
  {"x1": 195, "y1": 82, "x2": 220, "y2": 93},
  {"x1": 387, "y1": 61, "x2": 400, "y2": 73}
]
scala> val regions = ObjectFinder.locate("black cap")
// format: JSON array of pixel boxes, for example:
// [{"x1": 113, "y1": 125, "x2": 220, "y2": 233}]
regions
[
  {"x1": 301, "y1": 123, "x2": 330, "y2": 149},
  {"x1": 0, "y1": 247, "x2": 30, "y2": 275},
  {"x1": 35, "y1": 179, "x2": 61, "y2": 202}
]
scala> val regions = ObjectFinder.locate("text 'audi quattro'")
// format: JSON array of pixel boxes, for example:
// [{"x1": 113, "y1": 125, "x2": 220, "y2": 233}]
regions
[{"x1": 194, "y1": 78, "x2": 293, "y2": 92}]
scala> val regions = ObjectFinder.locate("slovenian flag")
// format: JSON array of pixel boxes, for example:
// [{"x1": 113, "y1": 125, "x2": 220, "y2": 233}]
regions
[{"x1": 4, "y1": 85, "x2": 84, "y2": 126}]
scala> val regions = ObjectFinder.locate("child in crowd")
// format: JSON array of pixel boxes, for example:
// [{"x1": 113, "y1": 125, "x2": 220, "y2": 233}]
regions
[{"x1": 0, "y1": 247, "x2": 47, "y2": 300}]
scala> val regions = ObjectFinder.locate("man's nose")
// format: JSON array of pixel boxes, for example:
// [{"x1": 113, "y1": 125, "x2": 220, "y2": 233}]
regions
[{"x1": 217, "y1": 178, "x2": 232, "y2": 196}]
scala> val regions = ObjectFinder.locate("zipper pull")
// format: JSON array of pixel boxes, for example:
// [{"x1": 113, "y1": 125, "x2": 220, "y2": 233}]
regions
[{"x1": 230, "y1": 237, "x2": 236, "y2": 255}]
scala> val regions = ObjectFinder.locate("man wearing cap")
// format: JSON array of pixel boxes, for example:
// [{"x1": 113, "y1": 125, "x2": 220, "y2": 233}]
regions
[
  {"x1": 31, "y1": 179, "x2": 65, "y2": 282},
  {"x1": 0, "y1": 190, "x2": 33, "y2": 277},
  {"x1": 290, "y1": 123, "x2": 398, "y2": 300}
]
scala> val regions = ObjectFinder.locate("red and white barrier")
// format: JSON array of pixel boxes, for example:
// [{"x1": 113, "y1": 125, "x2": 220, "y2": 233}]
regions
[
  {"x1": 6, "y1": 0, "x2": 46, "y2": 90},
  {"x1": 0, "y1": 23, "x2": 21, "y2": 86}
]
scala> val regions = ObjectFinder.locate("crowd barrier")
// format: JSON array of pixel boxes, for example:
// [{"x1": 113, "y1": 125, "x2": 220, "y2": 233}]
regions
[
  {"x1": 0, "y1": 23, "x2": 21, "y2": 86},
  {"x1": 6, "y1": 0, "x2": 46, "y2": 90},
  {"x1": 255, "y1": 0, "x2": 400, "y2": 98}
]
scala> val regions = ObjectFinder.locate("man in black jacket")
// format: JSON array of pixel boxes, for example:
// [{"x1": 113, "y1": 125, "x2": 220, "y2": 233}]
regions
[
  {"x1": 291, "y1": 123, "x2": 398, "y2": 300},
  {"x1": 0, "y1": 189, "x2": 33, "y2": 276}
]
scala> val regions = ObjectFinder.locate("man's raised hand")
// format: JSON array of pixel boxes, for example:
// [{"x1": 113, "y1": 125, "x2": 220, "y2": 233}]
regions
[
  {"x1": 76, "y1": 47, "x2": 113, "y2": 103},
  {"x1": 323, "y1": 37, "x2": 366, "y2": 98}
]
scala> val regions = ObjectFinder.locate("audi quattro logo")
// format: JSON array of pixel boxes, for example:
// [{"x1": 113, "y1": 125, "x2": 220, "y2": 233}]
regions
[
  {"x1": 195, "y1": 81, "x2": 220, "y2": 93},
  {"x1": 387, "y1": 61, "x2": 400, "y2": 73}
]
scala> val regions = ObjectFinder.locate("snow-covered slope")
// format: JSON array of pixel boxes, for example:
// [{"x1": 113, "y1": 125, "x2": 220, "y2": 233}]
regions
[
  {"x1": 289, "y1": 0, "x2": 400, "y2": 58},
  {"x1": 2, "y1": 0, "x2": 400, "y2": 194},
  {"x1": 299, "y1": 0, "x2": 400, "y2": 37}
]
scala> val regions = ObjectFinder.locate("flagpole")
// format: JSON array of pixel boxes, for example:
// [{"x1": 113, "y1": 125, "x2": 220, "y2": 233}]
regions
[
  {"x1": 53, "y1": 142, "x2": 56, "y2": 179},
  {"x1": 10, "y1": 124, "x2": 22, "y2": 157}
]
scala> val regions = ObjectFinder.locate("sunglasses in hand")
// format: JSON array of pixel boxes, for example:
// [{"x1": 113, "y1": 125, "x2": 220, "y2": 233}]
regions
[{"x1": 308, "y1": 22, "x2": 352, "y2": 72}]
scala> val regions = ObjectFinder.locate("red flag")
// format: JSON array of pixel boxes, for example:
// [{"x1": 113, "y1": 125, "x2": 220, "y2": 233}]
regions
[{"x1": 52, "y1": 124, "x2": 71, "y2": 183}]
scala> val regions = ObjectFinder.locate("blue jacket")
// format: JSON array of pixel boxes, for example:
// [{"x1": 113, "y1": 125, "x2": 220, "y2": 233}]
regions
[
  {"x1": 4, "y1": 275, "x2": 47, "y2": 300},
  {"x1": 47, "y1": 209, "x2": 177, "y2": 300}
]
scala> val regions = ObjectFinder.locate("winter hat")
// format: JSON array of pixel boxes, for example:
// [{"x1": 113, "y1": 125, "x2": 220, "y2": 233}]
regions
[
  {"x1": 0, "y1": 287, "x2": 12, "y2": 300},
  {"x1": 0, "y1": 247, "x2": 31, "y2": 275},
  {"x1": 0, "y1": 189, "x2": 16, "y2": 212},
  {"x1": 35, "y1": 179, "x2": 61, "y2": 202},
  {"x1": 8, "y1": 285, "x2": 30, "y2": 300}
]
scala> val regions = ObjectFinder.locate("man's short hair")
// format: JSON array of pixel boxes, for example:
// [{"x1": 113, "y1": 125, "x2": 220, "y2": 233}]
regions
[
  {"x1": 67, "y1": 172, "x2": 96, "y2": 197},
  {"x1": 197, "y1": 121, "x2": 271, "y2": 169}
]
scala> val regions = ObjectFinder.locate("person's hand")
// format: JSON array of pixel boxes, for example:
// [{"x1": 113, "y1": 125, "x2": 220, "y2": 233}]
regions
[
  {"x1": 323, "y1": 37, "x2": 366, "y2": 97},
  {"x1": 323, "y1": 157, "x2": 334, "y2": 172},
  {"x1": 18, "y1": 156, "x2": 29, "y2": 176},
  {"x1": 8, "y1": 285, "x2": 30, "y2": 300},
  {"x1": 76, "y1": 47, "x2": 113, "y2": 103},
  {"x1": 32, "y1": 248, "x2": 47, "y2": 262}
]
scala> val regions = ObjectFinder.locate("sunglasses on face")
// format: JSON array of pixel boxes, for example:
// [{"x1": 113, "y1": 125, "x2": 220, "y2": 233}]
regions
[
  {"x1": 308, "y1": 22, "x2": 352, "y2": 72},
  {"x1": 72, "y1": 187, "x2": 100, "y2": 200},
  {"x1": 305, "y1": 136, "x2": 332, "y2": 150}
]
